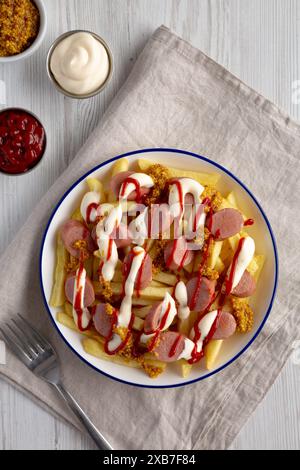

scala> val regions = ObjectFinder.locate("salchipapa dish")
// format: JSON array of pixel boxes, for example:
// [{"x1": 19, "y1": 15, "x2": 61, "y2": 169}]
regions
[{"x1": 50, "y1": 158, "x2": 265, "y2": 379}]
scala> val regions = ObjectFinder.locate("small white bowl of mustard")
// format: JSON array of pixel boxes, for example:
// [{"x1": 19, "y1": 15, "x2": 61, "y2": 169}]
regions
[{"x1": 0, "y1": 0, "x2": 47, "y2": 63}]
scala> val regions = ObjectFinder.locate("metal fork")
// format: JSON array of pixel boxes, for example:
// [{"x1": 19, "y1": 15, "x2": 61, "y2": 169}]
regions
[{"x1": 0, "y1": 314, "x2": 113, "y2": 450}]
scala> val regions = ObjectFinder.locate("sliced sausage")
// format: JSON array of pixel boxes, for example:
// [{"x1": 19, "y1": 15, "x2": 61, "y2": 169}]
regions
[
  {"x1": 143, "y1": 302, "x2": 161, "y2": 334},
  {"x1": 149, "y1": 203, "x2": 173, "y2": 238},
  {"x1": 186, "y1": 276, "x2": 216, "y2": 311},
  {"x1": 60, "y1": 219, "x2": 95, "y2": 258},
  {"x1": 164, "y1": 237, "x2": 194, "y2": 271},
  {"x1": 64, "y1": 273, "x2": 95, "y2": 306},
  {"x1": 231, "y1": 270, "x2": 256, "y2": 297},
  {"x1": 92, "y1": 221, "x2": 132, "y2": 248},
  {"x1": 93, "y1": 303, "x2": 114, "y2": 338},
  {"x1": 111, "y1": 223, "x2": 133, "y2": 248},
  {"x1": 123, "y1": 251, "x2": 152, "y2": 290},
  {"x1": 184, "y1": 193, "x2": 194, "y2": 206},
  {"x1": 207, "y1": 208, "x2": 244, "y2": 240},
  {"x1": 153, "y1": 331, "x2": 185, "y2": 362},
  {"x1": 110, "y1": 171, "x2": 150, "y2": 201},
  {"x1": 212, "y1": 311, "x2": 236, "y2": 339}
]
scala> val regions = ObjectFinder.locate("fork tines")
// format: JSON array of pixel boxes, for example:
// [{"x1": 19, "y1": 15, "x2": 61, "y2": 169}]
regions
[{"x1": 0, "y1": 314, "x2": 49, "y2": 364}]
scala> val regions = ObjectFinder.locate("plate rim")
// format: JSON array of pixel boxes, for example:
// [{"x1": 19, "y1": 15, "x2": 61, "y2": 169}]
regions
[{"x1": 39, "y1": 147, "x2": 279, "y2": 389}]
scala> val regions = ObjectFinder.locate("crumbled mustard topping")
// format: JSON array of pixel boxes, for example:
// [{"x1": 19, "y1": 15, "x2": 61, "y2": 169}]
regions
[
  {"x1": 141, "y1": 362, "x2": 164, "y2": 379},
  {"x1": 117, "y1": 334, "x2": 134, "y2": 360},
  {"x1": 201, "y1": 266, "x2": 219, "y2": 281},
  {"x1": 105, "y1": 303, "x2": 114, "y2": 316},
  {"x1": 144, "y1": 164, "x2": 171, "y2": 205},
  {"x1": 113, "y1": 326, "x2": 128, "y2": 342},
  {"x1": 65, "y1": 255, "x2": 79, "y2": 273},
  {"x1": 97, "y1": 279, "x2": 113, "y2": 302},
  {"x1": 72, "y1": 239, "x2": 90, "y2": 260},
  {"x1": 202, "y1": 185, "x2": 223, "y2": 212},
  {"x1": 150, "y1": 240, "x2": 168, "y2": 271},
  {"x1": 231, "y1": 297, "x2": 254, "y2": 333}
]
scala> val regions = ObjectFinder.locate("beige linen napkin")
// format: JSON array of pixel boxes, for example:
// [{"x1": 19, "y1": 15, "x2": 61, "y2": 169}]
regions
[{"x1": 1, "y1": 25, "x2": 300, "y2": 450}]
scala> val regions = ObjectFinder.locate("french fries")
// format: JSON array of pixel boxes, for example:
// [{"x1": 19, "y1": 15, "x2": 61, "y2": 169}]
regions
[
  {"x1": 208, "y1": 240, "x2": 223, "y2": 269},
  {"x1": 111, "y1": 157, "x2": 129, "y2": 177},
  {"x1": 153, "y1": 271, "x2": 178, "y2": 286},
  {"x1": 178, "y1": 318, "x2": 191, "y2": 336},
  {"x1": 82, "y1": 337, "x2": 166, "y2": 376},
  {"x1": 64, "y1": 301, "x2": 73, "y2": 317},
  {"x1": 133, "y1": 316, "x2": 144, "y2": 331},
  {"x1": 94, "y1": 281, "x2": 173, "y2": 300},
  {"x1": 50, "y1": 157, "x2": 266, "y2": 380},
  {"x1": 84, "y1": 256, "x2": 93, "y2": 279},
  {"x1": 179, "y1": 360, "x2": 192, "y2": 378},
  {"x1": 86, "y1": 177, "x2": 104, "y2": 201},
  {"x1": 214, "y1": 256, "x2": 225, "y2": 274},
  {"x1": 137, "y1": 158, "x2": 221, "y2": 186},
  {"x1": 226, "y1": 191, "x2": 238, "y2": 208},
  {"x1": 71, "y1": 207, "x2": 83, "y2": 222},
  {"x1": 83, "y1": 337, "x2": 139, "y2": 367},
  {"x1": 49, "y1": 234, "x2": 67, "y2": 307},
  {"x1": 205, "y1": 339, "x2": 223, "y2": 370},
  {"x1": 112, "y1": 269, "x2": 164, "y2": 287},
  {"x1": 57, "y1": 312, "x2": 102, "y2": 342},
  {"x1": 132, "y1": 306, "x2": 151, "y2": 319},
  {"x1": 247, "y1": 254, "x2": 265, "y2": 281},
  {"x1": 132, "y1": 297, "x2": 155, "y2": 306}
]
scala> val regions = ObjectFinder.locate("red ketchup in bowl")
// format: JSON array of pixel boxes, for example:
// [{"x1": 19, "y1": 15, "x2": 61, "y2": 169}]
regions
[{"x1": 0, "y1": 108, "x2": 46, "y2": 175}]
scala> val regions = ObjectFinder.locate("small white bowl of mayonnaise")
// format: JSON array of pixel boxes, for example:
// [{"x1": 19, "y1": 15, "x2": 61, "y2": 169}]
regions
[{"x1": 46, "y1": 30, "x2": 113, "y2": 99}]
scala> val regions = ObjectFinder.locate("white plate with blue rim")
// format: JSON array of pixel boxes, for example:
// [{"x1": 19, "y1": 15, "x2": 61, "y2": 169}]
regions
[{"x1": 40, "y1": 148, "x2": 278, "y2": 388}]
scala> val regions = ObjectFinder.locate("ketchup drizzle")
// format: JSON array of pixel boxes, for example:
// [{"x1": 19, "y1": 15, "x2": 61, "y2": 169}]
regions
[
  {"x1": 168, "y1": 334, "x2": 183, "y2": 358},
  {"x1": 73, "y1": 260, "x2": 91, "y2": 332},
  {"x1": 178, "y1": 249, "x2": 189, "y2": 271},
  {"x1": 146, "y1": 302, "x2": 171, "y2": 335},
  {"x1": 120, "y1": 177, "x2": 142, "y2": 203},
  {"x1": 165, "y1": 239, "x2": 179, "y2": 268},
  {"x1": 224, "y1": 237, "x2": 245, "y2": 295},
  {"x1": 188, "y1": 308, "x2": 221, "y2": 364},
  {"x1": 86, "y1": 202, "x2": 99, "y2": 224},
  {"x1": 190, "y1": 198, "x2": 214, "y2": 310},
  {"x1": 192, "y1": 203, "x2": 204, "y2": 233},
  {"x1": 171, "y1": 180, "x2": 184, "y2": 214},
  {"x1": 244, "y1": 218, "x2": 254, "y2": 226},
  {"x1": 107, "y1": 238, "x2": 113, "y2": 261},
  {"x1": 104, "y1": 310, "x2": 134, "y2": 355},
  {"x1": 134, "y1": 302, "x2": 172, "y2": 355},
  {"x1": 135, "y1": 251, "x2": 147, "y2": 297}
]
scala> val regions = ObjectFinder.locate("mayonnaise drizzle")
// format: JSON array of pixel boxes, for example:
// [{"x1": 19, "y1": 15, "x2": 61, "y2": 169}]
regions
[
  {"x1": 129, "y1": 207, "x2": 148, "y2": 246},
  {"x1": 96, "y1": 173, "x2": 153, "y2": 282},
  {"x1": 189, "y1": 309, "x2": 219, "y2": 354},
  {"x1": 119, "y1": 173, "x2": 154, "y2": 200},
  {"x1": 178, "y1": 337, "x2": 195, "y2": 360},
  {"x1": 80, "y1": 191, "x2": 100, "y2": 223},
  {"x1": 106, "y1": 246, "x2": 145, "y2": 353},
  {"x1": 139, "y1": 292, "x2": 177, "y2": 344},
  {"x1": 72, "y1": 266, "x2": 91, "y2": 329},
  {"x1": 227, "y1": 236, "x2": 255, "y2": 291},
  {"x1": 95, "y1": 205, "x2": 122, "y2": 281},
  {"x1": 168, "y1": 178, "x2": 204, "y2": 218},
  {"x1": 174, "y1": 281, "x2": 190, "y2": 320}
]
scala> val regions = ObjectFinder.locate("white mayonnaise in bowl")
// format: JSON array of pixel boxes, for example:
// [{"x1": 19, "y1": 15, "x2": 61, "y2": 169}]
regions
[{"x1": 46, "y1": 30, "x2": 113, "y2": 99}]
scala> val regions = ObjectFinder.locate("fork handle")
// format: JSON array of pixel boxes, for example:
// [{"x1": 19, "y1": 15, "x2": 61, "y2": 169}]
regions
[{"x1": 53, "y1": 382, "x2": 113, "y2": 450}]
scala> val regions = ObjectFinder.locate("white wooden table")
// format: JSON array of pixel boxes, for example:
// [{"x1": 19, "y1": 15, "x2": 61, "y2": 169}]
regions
[{"x1": 0, "y1": 0, "x2": 299, "y2": 450}]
